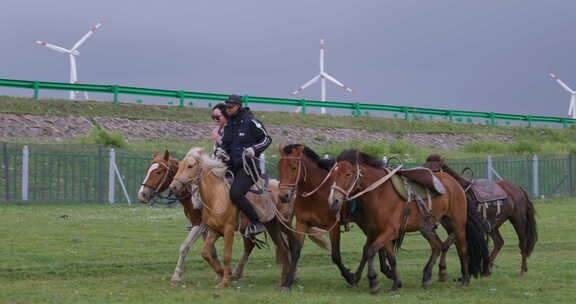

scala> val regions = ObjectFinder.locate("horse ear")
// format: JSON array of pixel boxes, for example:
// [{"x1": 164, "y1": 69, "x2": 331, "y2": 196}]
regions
[
  {"x1": 197, "y1": 148, "x2": 204, "y2": 155},
  {"x1": 163, "y1": 150, "x2": 170, "y2": 161},
  {"x1": 279, "y1": 144, "x2": 285, "y2": 156}
]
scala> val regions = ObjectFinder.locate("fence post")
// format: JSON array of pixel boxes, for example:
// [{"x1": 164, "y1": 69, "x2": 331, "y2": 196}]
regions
[
  {"x1": 3, "y1": 143, "x2": 10, "y2": 202},
  {"x1": 178, "y1": 90, "x2": 185, "y2": 108},
  {"x1": 22, "y1": 145, "x2": 29, "y2": 201},
  {"x1": 485, "y1": 156, "x2": 493, "y2": 181},
  {"x1": 33, "y1": 81, "x2": 39, "y2": 100},
  {"x1": 259, "y1": 153, "x2": 266, "y2": 175},
  {"x1": 532, "y1": 155, "x2": 539, "y2": 198},
  {"x1": 113, "y1": 86, "x2": 119, "y2": 105},
  {"x1": 569, "y1": 153, "x2": 574, "y2": 195},
  {"x1": 108, "y1": 148, "x2": 116, "y2": 204},
  {"x1": 98, "y1": 146, "x2": 104, "y2": 203},
  {"x1": 300, "y1": 99, "x2": 307, "y2": 115}
]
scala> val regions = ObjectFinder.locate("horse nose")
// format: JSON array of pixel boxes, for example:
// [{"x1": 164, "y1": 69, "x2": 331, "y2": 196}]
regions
[
  {"x1": 137, "y1": 191, "x2": 149, "y2": 204},
  {"x1": 279, "y1": 194, "x2": 290, "y2": 203}
]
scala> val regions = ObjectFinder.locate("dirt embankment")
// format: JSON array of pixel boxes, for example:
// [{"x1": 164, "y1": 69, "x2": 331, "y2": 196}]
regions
[{"x1": 0, "y1": 113, "x2": 513, "y2": 149}]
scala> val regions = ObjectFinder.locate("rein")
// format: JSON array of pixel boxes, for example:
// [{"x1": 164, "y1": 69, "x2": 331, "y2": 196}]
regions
[
  {"x1": 278, "y1": 155, "x2": 335, "y2": 197},
  {"x1": 331, "y1": 161, "x2": 403, "y2": 201}
]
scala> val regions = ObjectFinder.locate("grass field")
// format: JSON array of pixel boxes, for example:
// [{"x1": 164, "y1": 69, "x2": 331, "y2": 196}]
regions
[{"x1": 1, "y1": 198, "x2": 575, "y2": 303}]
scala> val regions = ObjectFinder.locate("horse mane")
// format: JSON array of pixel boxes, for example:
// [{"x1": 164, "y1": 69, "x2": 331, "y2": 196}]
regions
[
  {"x1": 283, "y1": 144, "x2": 335, "y2": 171},
  {"x1": 185, "y1": 147, "x2": 227, "y2": 178},
  {"x1": 337, "y1": 149, "x2": 384, "y2": 169},
  {"x1": 424, "y1": 154, "x2": 471, "y2": 186}
]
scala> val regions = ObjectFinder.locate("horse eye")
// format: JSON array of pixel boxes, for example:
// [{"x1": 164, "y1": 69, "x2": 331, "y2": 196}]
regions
[
  {"x1": 187, "y1": 165, "x2": 192, "y2": 169},
  {"x1": 155, "y1": 171, "x2": 161, "y2": 175},
  {"x1": 291, "y1": 167, "x2": 297, "y2": 171},
  {"x1": 346, "y1": 173, "x2": 352, "y2": 177}
]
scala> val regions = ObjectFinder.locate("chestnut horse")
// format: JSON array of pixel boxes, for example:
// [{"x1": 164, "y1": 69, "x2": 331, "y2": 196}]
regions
[
  {"x1": 329, "y1": 150, "x2": 489, "y2": 292},
  {"x1": 424, "y1": 154, "x2": 538, "y2": 277},
  {"x1": 277, "y1": 144, "x2": 393, "y2": 291},
  {"x1": 168, "y1": 147, "x2": 293, "y2": 289}
]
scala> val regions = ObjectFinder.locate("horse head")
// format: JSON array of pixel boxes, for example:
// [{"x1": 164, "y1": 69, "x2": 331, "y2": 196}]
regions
[
  {"x1": 169, "y1": 148, "x2": 204, "y2": 195},
  {"x1": 138, "y1": 150, "x2": 176, "y2": 204},
  {"x1": 277, "y1": 144, "x2": 307, "y2": 203}
]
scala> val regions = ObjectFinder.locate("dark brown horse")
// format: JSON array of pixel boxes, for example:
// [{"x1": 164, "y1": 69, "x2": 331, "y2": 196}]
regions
[
  {"x1": 424, "y1": 154, "x2": 538, "y2": 277},
  {"x1": 329, "y1": 150, "x2": 489, "y2": 292},
  {"x1": 277, "y1": 144, "x2": 392, "y2": 291}
]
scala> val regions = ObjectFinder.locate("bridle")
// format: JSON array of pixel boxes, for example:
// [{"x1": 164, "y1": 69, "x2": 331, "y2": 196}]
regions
[
  {"x1": 141, "y1": 161, "x2": 175, "y2": 196},
  {"x1": 330, "y1": 159, "x2": 403, "y2": 201},
  {"x1": 278, "y1": 156, "x2": 336, "y2": 198}
]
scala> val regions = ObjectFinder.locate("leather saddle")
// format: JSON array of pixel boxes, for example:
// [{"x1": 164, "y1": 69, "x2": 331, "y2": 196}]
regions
[
  {"x1": 397, "y1": 166, "x2": 446, "y2": 196},
  {"x1": 468, "y1": 179, "x2": 508, "y2": 203}
]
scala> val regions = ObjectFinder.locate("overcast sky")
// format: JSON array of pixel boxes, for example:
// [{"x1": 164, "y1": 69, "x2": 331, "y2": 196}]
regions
[{"x1": 2, "y1": 0, "x2": 576, "y2": 118}]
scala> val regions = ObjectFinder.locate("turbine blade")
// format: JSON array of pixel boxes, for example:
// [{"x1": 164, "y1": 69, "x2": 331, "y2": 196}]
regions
[
  {"x1": 323, "y1": 73, "x2": 355, "y2": 93},
  {"x1": 291, "y1": 74, "x2": 321, "y2": 95},
  {"x1": 71, "y1": 21, "x2": 102, "y2": 51},
  {"x1": 550, "y1": 73, "x2": 575, "y2": 94},
  {"x1": 33, "y1": 40, "x2": 70, "y2": 54}
]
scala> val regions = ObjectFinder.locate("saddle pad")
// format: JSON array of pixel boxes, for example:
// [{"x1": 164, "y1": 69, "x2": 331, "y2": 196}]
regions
[
  {"x1": 397, "y1": 167, "x2": 446, "y2": 195},
  {"x1": 246, "y1": 185, "x2": 277, "y2": 223},
  {"x1": 391, "y1": 175, "x2": 440, "y2": 202},
  {"x1": 470, "y1": 179, "x2": 508, "y2": 203}
]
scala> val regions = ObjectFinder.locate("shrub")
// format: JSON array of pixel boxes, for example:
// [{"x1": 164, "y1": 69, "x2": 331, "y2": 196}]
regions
[
  {"x1": 462, "y1": 140, "x2": 509, "y2": 154},
  {"x1": 389, "y1": 140, "x2": 417, "y2": 156},
  {"x1": 510, "y1": 140, "x2": 541, "y2": 154},
  {"x1": 78, "y1": 127, "x2": 127, "y2": 148}
]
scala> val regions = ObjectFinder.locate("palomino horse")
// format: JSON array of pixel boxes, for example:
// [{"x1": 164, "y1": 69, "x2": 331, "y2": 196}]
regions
[
  {"x1": 137, "y1": 150, "x2": 253, "y2": 286},
  {"x1": 277, "y1": 144, "x2": 393, "y2": 290},
  {"x1": 168, "y1": 147, "x2": 293, "y2": 290},
  {"x1": 329, "y1": 150, "x2": 489, "y2": 293},
  {"x1": 424, "y1": 154, "x2": 538, "y2": 277}
]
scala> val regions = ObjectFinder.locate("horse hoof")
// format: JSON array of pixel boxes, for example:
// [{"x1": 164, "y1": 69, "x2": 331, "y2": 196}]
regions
[
  {"x1": 230, "y1": 274, "x2": 242, "y2": 281},
  {"x1": 387, "y1": 285, "x2": 401, "y2": 293},
  {"x1": 422, "y1": 280, "x2": 432, "y2": 289},
  {"x1": 438, "y1": 273, "x2": 448, "y2": 282},
  {"x1": 215, "y1": 282, "x2": 228, "y2": 289},
  {"x1": 170, "y1": 280, "x2": 181, "y2": 288},
  {"x1": 519, "y1": 272, "x2": 527, "y2": 278},
  {"x1": 280, "y1": 286, "x2": 291, "y2": 293},
  {"x1": 370, "y1": 282, "x2": 382, "y2": 295}
]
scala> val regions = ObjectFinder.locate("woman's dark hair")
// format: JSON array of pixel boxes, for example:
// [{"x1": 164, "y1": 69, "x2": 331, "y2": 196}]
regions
[{"x1": 212, "y1": 103, "x2": 228, "y2": 119}]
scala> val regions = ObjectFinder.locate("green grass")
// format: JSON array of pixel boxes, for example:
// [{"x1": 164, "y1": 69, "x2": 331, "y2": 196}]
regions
[
  {"x1": 3, "y1": 95, "x2": 576, "y2": 136},
  {"x1": 1, "y1": 198, "x2": 574, "y2": 303}
]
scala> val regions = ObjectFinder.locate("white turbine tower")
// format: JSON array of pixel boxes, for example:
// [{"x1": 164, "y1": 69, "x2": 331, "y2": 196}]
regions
[
  {"x1": 291, "y1": 39, "x2": 355, "y2": 114},
  {"x1": 34, "y1": 21, "x2": 102, "y2": 100},
  {"x1": 549, "y1": 73, "x2": 576, "y2": 119}
]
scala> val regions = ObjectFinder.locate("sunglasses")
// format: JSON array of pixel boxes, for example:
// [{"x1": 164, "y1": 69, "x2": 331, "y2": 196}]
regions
[{"x1": 211, "y1": 115, "x2": 222, "y2": 121}]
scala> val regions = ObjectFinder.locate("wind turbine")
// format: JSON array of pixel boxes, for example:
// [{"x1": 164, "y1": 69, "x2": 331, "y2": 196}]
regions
[
  {"x1": 549, "y1": 73, "x2": 576, "y2": 119},
  {"x1": 34, "y1": 21, "x2": 102, "y2": 100},
  {"x1": 291, "y1": 39, "x2": 355, "y2": 114}
]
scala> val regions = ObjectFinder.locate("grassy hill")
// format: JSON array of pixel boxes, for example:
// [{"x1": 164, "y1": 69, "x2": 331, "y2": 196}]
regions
[{"x1": 2, "y1": 96, "x2": 576, "y2": 161}]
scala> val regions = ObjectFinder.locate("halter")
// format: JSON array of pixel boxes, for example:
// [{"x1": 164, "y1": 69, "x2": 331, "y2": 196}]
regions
[
  {"x1": 331, "y1": 159, "x2": 403, "y2": 201},
  {"x1": 172, "y1": 166, "x2": 204, "y2": 191},
  {"x1": 141, "y1": 161, "x2": 174, "y2": 195},
  {"x1": 278, "y1": 156, "x2": 307, "y2": 190}
]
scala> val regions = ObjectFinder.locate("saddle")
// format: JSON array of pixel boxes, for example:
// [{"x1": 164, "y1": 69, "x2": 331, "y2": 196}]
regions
[
  {"x1": 397, "y1": 166, "x2": 446, "y2": 195},
  {"x1": 245, "y1": 179, "x2": 277, "y2": 223},
  {"x1": 468, "y1": 179, "x2": 508, "y2": 203}
]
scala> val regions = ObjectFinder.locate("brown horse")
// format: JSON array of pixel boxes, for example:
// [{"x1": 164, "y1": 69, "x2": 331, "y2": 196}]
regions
[
  {"x1": 329, "y1": 149, "x2": 489, "y2": 293},
  {"x1": 277, "y1": 144, "x2": 393, "y2": 290},
  {"x1": 424, "y1": 154, "x2": 538, "y2": 277},
  {"x1": 168, "y1": 147, "x2": 293, "y2": 289},
  {"x1": 137, "y1": 150, "x2": 254, "y2": 286}
]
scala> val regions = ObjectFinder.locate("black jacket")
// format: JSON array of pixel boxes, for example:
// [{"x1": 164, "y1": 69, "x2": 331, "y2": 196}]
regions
[{"x1": 221, "y1": 108, "x2": 272, "y2": 170}]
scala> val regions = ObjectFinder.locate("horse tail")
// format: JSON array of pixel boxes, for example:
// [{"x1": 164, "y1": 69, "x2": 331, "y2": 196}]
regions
[
  {"x1": 465, "y1": 197, "x2": 490, "y2": 277},
  {"x1": 307, "y1": 227, "x2": 331, "y2": 251},
  {"x1": 520, "y1": 188, "x2": 538, "y2": 257}
]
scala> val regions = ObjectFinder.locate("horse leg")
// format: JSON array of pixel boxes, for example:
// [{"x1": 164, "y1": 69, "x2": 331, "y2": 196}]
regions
[
  {"x1": 352, "y1": 233, "x2": 389, "y2": 288},
  {"x1": 420, "y1": 229, "x2": 444, "y2": 289},
  {"x1": 215, "y1": 226, "x2": 235, "y2": 289},
  {"x1": 201, "y1": 230, "x2": 224, "y2": 282},
  {"x1": 486, "y1": 228, "x2": 504, "y2": 276},
  {"x1": 231, "y1": 236, "x2": 255, "y2": 281},
  {"x1": 377, "y1": 230, "x2": 402, "y2": 292},
  {"x1": 265, "y1": 219, "x2": 292, "y2": 291},
  {"x1": 439, "y1": 234, "x2": 455, "y2": 282},
  {"x1": 329, "y1": 223, "x2": 356, "y2": 286},
  {"x1": 367, "y1": 253, "x2": 382, "y2": 294},
  {"x1": 378, "y1": 249, "x2": 393, "y2": 279},
  {"x1": 170, "y1": 225, "x2": 205, "y2": 286},
  {"x1": 284, "y1": 220, "x2": 307, "y2": 290},
  {"x1": 509, "y1": 218, "x2": 529, "y2": 277},
  {"x1": 453, "y1": 228, "x2": 471, "y2": 286}
]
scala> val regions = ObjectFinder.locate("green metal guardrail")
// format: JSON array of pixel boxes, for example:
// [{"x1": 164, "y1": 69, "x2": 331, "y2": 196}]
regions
[{"x1": 1, "y1": 78, "x2": 575, "y2": 128}]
